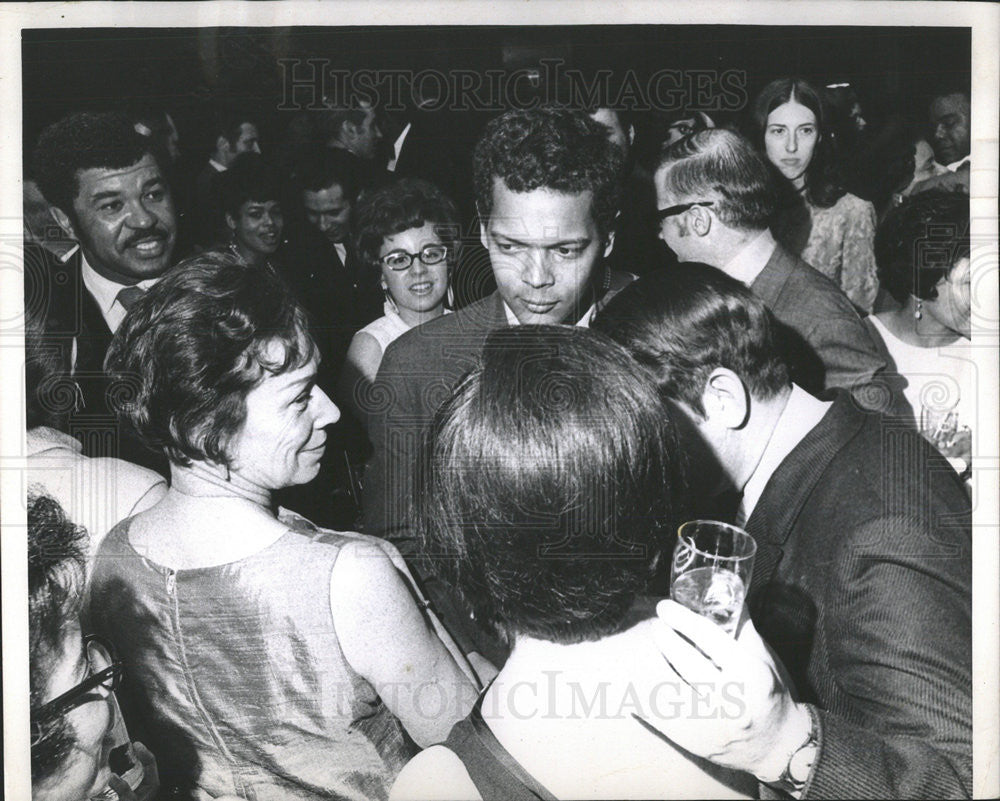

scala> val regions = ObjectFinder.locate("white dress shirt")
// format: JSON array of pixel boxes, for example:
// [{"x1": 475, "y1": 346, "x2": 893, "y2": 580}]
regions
[
  {"x1": 737, "y1": 384, "x2": 833, "y2": 525},
  {"x1": 80, "y1": 253, "x2": 160, "y2": 333},
  {"x1": 386, "y1": 122, "x2": 412, "y2": 173},
  {"x1": 719, "y1": 228, "x2": 778, "y2": 287},
  {"x1": 946, "y1": 155, "x2": 970, "y2": 172}
]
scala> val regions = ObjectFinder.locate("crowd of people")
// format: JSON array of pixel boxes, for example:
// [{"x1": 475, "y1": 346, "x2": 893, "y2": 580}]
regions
[{"x1": 22, "y1": 66, "x2": 974, "y2": 801}]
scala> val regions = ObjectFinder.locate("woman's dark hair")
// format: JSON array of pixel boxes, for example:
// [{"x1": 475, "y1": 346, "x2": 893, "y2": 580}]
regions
[
  {"x1": 353, "y1": 177, "x2": 460, "y2": 270},
  {"x1": 875, "y1": 191, "x2": 970, "y2": 304},
  {"x1": 414, "y1": 325, "x2": 682, "y2": 645},
  {"x1": 28, "y1": 491, "x2": 88, "y2": 788},
  {"x1": 220, "y1": 152, "x2": 283, "y2": 219},
  {"x1": 105, "y1": 251, "x2": 315, "y2": 467},
  {"x1": 750, "y1": 77, "x2": 847, "y2": 209}
]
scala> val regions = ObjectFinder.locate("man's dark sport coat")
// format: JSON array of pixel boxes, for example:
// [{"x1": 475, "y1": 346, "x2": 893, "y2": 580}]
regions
[{"x1": 746, "y1": 392, "x2": 971, "y2": 799}]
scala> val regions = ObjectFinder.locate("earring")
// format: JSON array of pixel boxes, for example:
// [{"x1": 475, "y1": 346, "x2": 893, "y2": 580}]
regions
[
  {"x1": 224, "y1": 463, "x2": 231, "y2": 482},
  {"x1": 915, "y1": 299, "x2": 923, "y2": 320}
]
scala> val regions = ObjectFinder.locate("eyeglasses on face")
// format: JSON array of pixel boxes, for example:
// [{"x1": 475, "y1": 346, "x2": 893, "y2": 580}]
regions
[
  {"x1": 31, "y1": 635, "x2": 123, "y2": 745},
  {"x1": 378, "y1": 244, "x2": 449, "y2": 271},
  {"x1": 656, "y1": 201, "x2": 715, "y2": 221}
]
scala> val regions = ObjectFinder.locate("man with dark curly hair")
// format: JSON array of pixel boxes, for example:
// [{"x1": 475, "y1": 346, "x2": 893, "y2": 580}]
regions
[{"x1": 363, "y1": 107, "x2": 633, "y2": 672}]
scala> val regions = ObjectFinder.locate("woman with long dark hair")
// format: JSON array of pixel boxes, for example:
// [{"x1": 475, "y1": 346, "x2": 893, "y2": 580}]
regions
[{"x1": 751, "y1": 77, "x2": 879, "y2": 313}]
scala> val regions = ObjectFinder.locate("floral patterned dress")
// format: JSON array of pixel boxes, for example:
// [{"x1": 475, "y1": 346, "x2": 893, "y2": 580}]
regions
[{"x1": 772, "y1": 191, "x2": 879, "y2": 314}]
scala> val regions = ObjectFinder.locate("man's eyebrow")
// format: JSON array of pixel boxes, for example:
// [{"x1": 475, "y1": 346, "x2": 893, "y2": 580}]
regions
[
  {"x1": 492, "y1": 231, "x2": 591, "y2": 247},
  {"x1": 87, "y1": 189, "x2": 122, "y2": 203}
]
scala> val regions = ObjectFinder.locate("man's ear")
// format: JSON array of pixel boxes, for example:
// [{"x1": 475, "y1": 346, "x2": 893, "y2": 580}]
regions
[
  {"x1": 216, "y1": 134, "x2": 231, "y2": 158},
  {"x1": 688, "y1": 205, "x2": 713, "y2": 238},
  {"x1": 48, "y1": 205, "x2": 77, "y2": 240},
  {"x1": 628, "y1": 123, "x2": 636, "y2": 147},
  {"x1": 700, "y1": 367, "x2": 749, "y2": 430}
]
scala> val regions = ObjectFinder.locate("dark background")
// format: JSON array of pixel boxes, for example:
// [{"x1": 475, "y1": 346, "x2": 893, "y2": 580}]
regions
[{"x1": 22, "y1": 25, "x2": 971, "y2": 165}]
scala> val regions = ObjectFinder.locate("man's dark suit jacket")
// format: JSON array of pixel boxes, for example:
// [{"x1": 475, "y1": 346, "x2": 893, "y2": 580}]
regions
[
  {"x1": 364, "y1": 273, "x2": 636, "y2": 666},
  {"x1": 746, "y1": 392, "x2": 971, "y2": 799},
  {"x1": 751, "y1": 244, "x2": 886, "y2": 399},
  {"x1": 364, "y1": 291, "x2": 511, "y2": 664},
  {"x1": 25, "y1": 242, "x2": 168, "y2": 477}
]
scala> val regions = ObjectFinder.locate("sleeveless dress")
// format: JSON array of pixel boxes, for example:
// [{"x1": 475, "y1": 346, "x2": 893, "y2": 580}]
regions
[{"x1": 89, "y1": 511, "x2": 415, "y2": 801}]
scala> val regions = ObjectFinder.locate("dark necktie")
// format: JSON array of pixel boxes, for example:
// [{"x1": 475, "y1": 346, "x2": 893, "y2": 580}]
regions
[{"x1": 116, "y1": 285, "x2": 145, "y2": 311}]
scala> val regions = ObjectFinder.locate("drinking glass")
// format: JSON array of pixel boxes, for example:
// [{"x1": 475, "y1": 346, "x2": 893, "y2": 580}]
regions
[
  {"x1": 920, "y1": 403, "x2": 959, "y2": 451},
  {"x1": 670, "y1": 520, "x2": 757, "y2": 636}
]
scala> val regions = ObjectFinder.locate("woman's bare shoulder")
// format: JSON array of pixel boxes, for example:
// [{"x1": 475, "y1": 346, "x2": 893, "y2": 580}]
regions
[{"x1": 390, "y1": 746, "x2": 480, "y2": 801}]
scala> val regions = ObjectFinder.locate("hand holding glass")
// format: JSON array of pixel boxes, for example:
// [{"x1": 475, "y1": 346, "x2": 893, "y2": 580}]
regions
[{"x1": 670, "y1": 520, "x2": 757, "y2": 636}]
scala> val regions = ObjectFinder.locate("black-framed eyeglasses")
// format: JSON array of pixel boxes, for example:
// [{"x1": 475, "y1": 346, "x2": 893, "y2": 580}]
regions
[
  {"x1": 657, "y1": 201, "x2": 714, "y2": 221},
  {"x1": 32, "y1": 635, "x2": 123, "y2": 745},
  {"x1": 378, "y1": 244, "x2": 449, "y2": 271}
]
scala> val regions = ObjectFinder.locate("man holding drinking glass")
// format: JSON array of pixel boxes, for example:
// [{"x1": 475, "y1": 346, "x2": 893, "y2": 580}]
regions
[{"x1": 592, "y1": 263, "x2": 971, "y2": 799}]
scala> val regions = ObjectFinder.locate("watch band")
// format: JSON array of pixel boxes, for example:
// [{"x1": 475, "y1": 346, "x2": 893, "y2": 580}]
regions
[{"x1": 769, "y1": 705, "x2": 820, "y2": 796}]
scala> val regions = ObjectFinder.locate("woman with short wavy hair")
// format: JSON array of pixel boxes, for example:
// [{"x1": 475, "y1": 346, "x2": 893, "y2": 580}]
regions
[{"x1": 90, "y1": 252, "x2": 478, "y2": 800}]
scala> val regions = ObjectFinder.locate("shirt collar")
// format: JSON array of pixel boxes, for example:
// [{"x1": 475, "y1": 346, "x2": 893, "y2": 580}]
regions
[
  {"x1": 389, "y1": 123, "x2": 412, "y2": 168},
  {"x1": 209, "y1": 158, "x2": 227, "y2": 173},
  {"x1": 720, "y1": 229, "x2": 777, "y2": 287},
  {"x1": 79, "y1": 252, "x2": 159, "y2": 316},
  {"x1": 501, "y1": 299, "x2": 597, "y2": 328},
  {"x1": 739, "y1": 384, "x2": 832, "y2": 524},
  {"x1": 946, "y1": 155, "x2": 970, "y2": 172}
]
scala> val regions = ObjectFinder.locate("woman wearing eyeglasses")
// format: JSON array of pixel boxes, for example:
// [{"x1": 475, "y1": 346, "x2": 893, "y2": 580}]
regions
[
  {"x1": 339, "y1": 178, "x2": 457, "y2": 418},
  {"x1": 751, "y1": 77, "x2": 879, "y2": 314}
]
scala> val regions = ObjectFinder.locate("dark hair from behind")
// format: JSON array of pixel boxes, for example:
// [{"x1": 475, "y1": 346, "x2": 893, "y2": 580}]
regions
[
  {"x1": 749, "y1": 77, "x2": 847, "y2": 209},
  {"x1": 658, "y1": 129, "x2": 776, "y2": 231},
  {"x1": 472, "y1": 106, "x2": 623, "y2": 240},
  {"x1": 875, "y1": 190, "x2": 970, "y2": 304},
  {"x1": 591, "y1": 263, "x2": 790, "y2": 415},
  {"x1": 220, "y1": 153, "x2": 283, "y2": 218},
  {"x1": 32, "y1": 111, "x2": 158, "y2": 220},
  {"x1": 353, "y1": 177, "x2": 461, "y2": 270},
  {"x1": 104, "y1": 251, "x2": 315, "y2": 468},
  {"x1": 414, "y1": 325, "x2": 682, "y2": 645},
  {"x1": 28, "y1": 490, "x2": 88, "y2": 787}
]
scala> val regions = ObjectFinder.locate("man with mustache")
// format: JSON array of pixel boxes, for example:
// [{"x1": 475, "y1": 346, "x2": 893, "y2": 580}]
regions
[{"x1": 30, "y1": 111, "x2": 178, "y2": 475}]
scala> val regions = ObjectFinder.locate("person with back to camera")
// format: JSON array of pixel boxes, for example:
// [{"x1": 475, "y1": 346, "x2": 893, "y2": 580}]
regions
[
  {"x1": 592, "y1": 262, "x2": 971, "y2": 800},
  {"x1": 391, "y1": 324, "x2": 761, "y2": 801},
  {"x1": 339, "y1": 177, "x2": 457, "y2": 420},
  {"x1": 752, "y1": 77, "x2": 879, "y2": 314},
  {"x1": 88, "y1": 252, "x2": 479, "y2": 800}
]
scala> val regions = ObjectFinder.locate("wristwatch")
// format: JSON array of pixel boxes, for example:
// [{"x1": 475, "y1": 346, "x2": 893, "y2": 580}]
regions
[{"x1": 770, "y1": 705, "x2": 820, "y2": 796}]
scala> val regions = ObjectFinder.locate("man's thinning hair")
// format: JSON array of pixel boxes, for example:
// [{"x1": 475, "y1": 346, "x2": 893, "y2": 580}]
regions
[
  {"x1": 473, "y1": 106, "x2": 623, "y2": 240},
  {"x1": 657, "y1": 128, "x2": 776, "y2": 231},
  {"x1": 591, "y1": 262, "x2": 789, "y2": 415}
]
